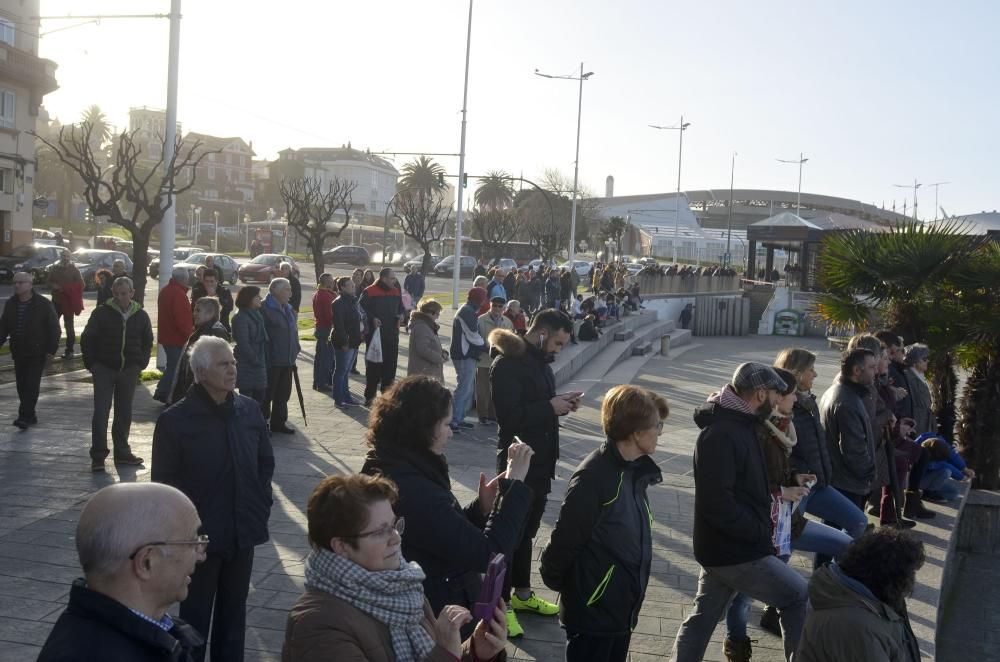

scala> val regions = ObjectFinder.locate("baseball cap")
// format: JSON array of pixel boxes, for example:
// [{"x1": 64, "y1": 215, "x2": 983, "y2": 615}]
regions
[{"x1": 732, "y1": 362, "x2": 788, "y2": 393}]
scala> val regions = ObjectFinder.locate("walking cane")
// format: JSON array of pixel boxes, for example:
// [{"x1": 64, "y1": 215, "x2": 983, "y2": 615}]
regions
[{"x1": 291, "y1": 365, "x2": 308, "y2": 427}]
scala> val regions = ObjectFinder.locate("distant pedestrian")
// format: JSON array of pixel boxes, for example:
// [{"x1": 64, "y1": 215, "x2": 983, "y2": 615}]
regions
[
  {"x1": 169, "y1": 296, "x2": 231, "y2": 405},
  {"x1": 47, "y1": 249, "x2": 84, "y2": 358},
  {"x1": 406, "y1": 299, "x2": 448, "y2": 383},
  {"x1": 153, "y1": 266, "x2": 194, "y2": 404},
  {"x1": 449, "y1": 287, "x2": 487, "y2": 432},
  {"x1": 679, "y1": 303, "x2": 694, "y2": 330},
  {"x1": 95, "y1": 268, "x2": 115, "y2": 304},
  {"x1": 360, "y1": 267, "x2": 404, "y2": 405},
  {"x1": 486, "y1": 269, "x2": 507, "y2": 302},
  {"x1": 280, "y1": 262, "x2": 302, "y2": 312},
  {"x1": 330, "y1": 276, "x2": 362, "y2": 406},
  {"x1": 312, "y1": 273, "x2": 336, "y2": 392},
  {"x1": 153, "y1": 336, "x2": 274, "y2": 662},
  {"x1": 261, "y1": 277, "x2": 301, "y2": 434},
  {"x1": 202, "y1": 255, "x2": 224, "y2": 283},
  {"x1": 190, "y1": 269, "x2": 234, "y2": 332},
  {"x1": 402, "y1": 263, "x2": 425, "y2": 328},
  {"x1": 36, "y1": 483, "x2": 206, "y2": 662},
  {"x1": 231, "y1": 285, "x2": 269, "y2": 405},
  {"x1": 81, "y1": 277, "x2": 152, "y2": 472},
  {"x1": 476, "y1": 297, "x2": 512, "y2": 425},
  {"x1": 0, "y1": 272, "x2": 59, "y2": 429}
]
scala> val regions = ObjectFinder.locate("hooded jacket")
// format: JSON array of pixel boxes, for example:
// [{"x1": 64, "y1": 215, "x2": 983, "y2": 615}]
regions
[
  {"x1": 360, "y1": 443, "x2": 533, "y2": 616},
  {"x1": 797, "y1": 565, "x2": 920, "y2": 662},
  {"x1": 819, "y1": 376, "x2": 877, "y2": 496},
  {"x1": 691, "y1": 387, "x2": 774, "y2": 567},
  {"x1": 406, "y1": 311, "x2": 446, "y2": 382},
  {"x1": 81, "y1": 299, "x2": 154, "y2": 372},
  {"x1": 488, "y1": 328, "x2": 559, "y2": 487},
  {"x1": 540, "y1": 441, "x2": 662, "y2": 636}
]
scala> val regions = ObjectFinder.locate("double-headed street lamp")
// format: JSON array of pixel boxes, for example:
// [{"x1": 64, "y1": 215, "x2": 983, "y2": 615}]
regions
[
  {"x1": 893, "y1": 179, "x2": 922, "y2": 221},
  {"x1": 535, "y1": 63, "x2": 594, "y2": 265},
  {"x1": 726, "y1": 151, "x2": 737, "y2": 267},
  {"x1": 650, "y1": 116, "x2": 691, "y2": 263},
  {"x1": 777, "y1": 153, "x2": 809, "y2": 217}
]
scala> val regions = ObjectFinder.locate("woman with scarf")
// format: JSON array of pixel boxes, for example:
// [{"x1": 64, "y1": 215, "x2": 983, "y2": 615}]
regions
[
  {"x1": 360, "y1": 377, "x2": 536, "y2": 629},
  {"x1": 282, "y1": 473, "x2": 509, "y2": 662},
  {"x1": 406, "y1": 299, "x2": 448, "y2": 383},
  {"x1": 723, "y1": 368, "x2": 852, "y2": 661},
  {"x1": 169, "y1": 296, "x2": 231, "y2": 404},
  {"x1": 231, "y1": 286, "x2": 269, "y2": 405}
]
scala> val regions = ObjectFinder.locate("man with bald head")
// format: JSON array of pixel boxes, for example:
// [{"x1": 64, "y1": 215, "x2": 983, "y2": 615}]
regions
[{"x1": 38, "y1": 483, "x2": 205, "y2": 661}]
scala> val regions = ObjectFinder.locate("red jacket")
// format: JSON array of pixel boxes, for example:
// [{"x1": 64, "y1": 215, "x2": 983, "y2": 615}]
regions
[
  {"x1": 157, "y1": 280, "x2": 194, "y2": 347},
  {"x1": 312, "y1": 288, "x2": 335, "y2": 329}
]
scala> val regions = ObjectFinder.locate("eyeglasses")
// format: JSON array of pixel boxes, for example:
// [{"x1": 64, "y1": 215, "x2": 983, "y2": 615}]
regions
[
  {"x1": 347, "y1": 516, "x2": 405, "y2": 542},
  {"x1": 129, "y1": 534, "x2": 210, "y2": 559}
]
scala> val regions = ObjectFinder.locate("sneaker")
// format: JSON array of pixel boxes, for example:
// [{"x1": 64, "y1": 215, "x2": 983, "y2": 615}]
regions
[
  {"x1": 759, "y1": 604, "x2": 781, "y2": 637},
  {"x1": 505, "y1": 609, "x2": 524, "y2": 638},
  {"x1": 114, "y1": 454, "x2": 145, "y2": 466},
  {"x1": 91, "y1": 459, "x2": 105, "y2": 472},
  {"x1": 457, "y1": 421, "x2": 475, "y2": 430},
  {"x1": 510, "y1": 592, "x2": 559, "y2": 616}
]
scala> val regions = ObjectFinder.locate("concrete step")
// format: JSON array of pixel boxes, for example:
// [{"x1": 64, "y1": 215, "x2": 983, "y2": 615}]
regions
[
  {"x1": 631, "y1": 342, "x2": 652, "y2": 357},
  {"x1": 613, "y1": 329, "x2": 635, "y2": 341},
  {"x1": 551, "y1": 310, "x2": 659, "y2": 388}
]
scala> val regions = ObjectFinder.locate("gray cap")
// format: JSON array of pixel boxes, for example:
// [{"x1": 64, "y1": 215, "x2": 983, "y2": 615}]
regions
[{"x1": 732, "y1": 362, "x2": 788, "y2": 392}]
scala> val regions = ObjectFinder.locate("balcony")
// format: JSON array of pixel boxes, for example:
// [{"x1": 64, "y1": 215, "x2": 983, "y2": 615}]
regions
[{"x1": 0, "y1": 44, "x2": 58, "y2": 97}]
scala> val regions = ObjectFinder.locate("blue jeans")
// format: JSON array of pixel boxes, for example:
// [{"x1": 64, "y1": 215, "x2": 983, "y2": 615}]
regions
[
  {"x1": 153, "y1": 345, "x2": 182, "y2": 401},
  {"x1": 726, "y1": 520, "x2": 851, "y2": 640},
  {"x1": 671, "y1": 555, "x2": 807, "y2": 662},
  {"x1": 333, "y1": 347, "x2": 357, "y2": 404},
  {"x1": 314, "y1": 328, "x2": 333, "y2": 389},
  {"x1": 451, "y1": 358, "x2": 477, "y2": 425},
  {"x1": 922, "y1": 467, "x2": 961, "y2": 499},
  {"x1": 800, "y1": 485, "x2": 868, "y2": 539}
]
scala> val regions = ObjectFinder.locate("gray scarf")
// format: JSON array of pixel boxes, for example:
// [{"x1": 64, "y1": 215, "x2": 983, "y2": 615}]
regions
[{"x1": 303, "y1": 548, "x2": 434, "y2": 662}]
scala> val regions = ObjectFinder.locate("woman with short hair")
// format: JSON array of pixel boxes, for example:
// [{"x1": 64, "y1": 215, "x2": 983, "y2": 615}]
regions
[
  {"x1": 406, "y1": 300, "x2": 448, "y2": 383},
  {"x1": 282, "y1": 473, "x2": 509, "y2": 661},
  {"x1": 540, "y1": 385, "x2": 668, "y2": 662},
  {"x1": 231, "y1": 286, "x2": 269, "y2": 405},
  {"x1": 903, "y1": 343, "x2": 933, "y2": 435},
  {"x1": 169, "y1": 296, "x2": 231, "y2": 404}
]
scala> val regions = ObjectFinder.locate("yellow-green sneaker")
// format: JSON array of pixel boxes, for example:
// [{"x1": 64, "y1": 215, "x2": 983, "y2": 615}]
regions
[
  {"x1": 505, "y1": 608, "x2": 524, "y2": 638},
  {"x1": 510, "y1": 592, "x2": 559, "y2": 616}
]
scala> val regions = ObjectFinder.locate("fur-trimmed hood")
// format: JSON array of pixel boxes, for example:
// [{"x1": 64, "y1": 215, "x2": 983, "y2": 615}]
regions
[
  {"x1": 408, "y1": 310, "x2": 439, "y2": 333},
  {"x1": 488, "y1": 328, "x2": 526, "y2": 358}
]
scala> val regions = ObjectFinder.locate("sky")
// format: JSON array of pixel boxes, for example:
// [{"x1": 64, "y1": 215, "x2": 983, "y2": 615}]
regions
[{"x1": 34, "y1": 0, "x2": 1000, "y2": 217}]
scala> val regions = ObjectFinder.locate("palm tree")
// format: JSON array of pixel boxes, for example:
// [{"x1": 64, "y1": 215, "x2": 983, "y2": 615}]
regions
[
  {"x1": 474, "y1": 170, "x2": 514, "y2": 211},
  {"x1": 79, "y1": 104, "x2": 113, "y2": 148},
  {"x1": 398, "y1": 155, "x2": 446, "y2": 194}
]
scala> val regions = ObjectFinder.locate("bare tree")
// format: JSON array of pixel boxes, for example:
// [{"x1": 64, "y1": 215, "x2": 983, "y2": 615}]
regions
[
  {"x1": 279, "y1": 176, "x2": 357, "y2": 280},
  {"x1": 33, "y1": 123, "x2": 212, "y2": 304},
  {"x1": 391, "y1": 189, "x2": 452, "y2": 275},
  {"x1": 470, "y1": 208, "x2": 524, "y2": 262},
  {"x1": 516, "y1": 189, "x2": 569, "y2": 261}
]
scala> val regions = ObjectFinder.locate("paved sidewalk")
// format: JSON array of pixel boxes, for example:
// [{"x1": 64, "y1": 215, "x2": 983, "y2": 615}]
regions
[{"x1": 0, "y1": 332, "x2": 954, "y2": 661}]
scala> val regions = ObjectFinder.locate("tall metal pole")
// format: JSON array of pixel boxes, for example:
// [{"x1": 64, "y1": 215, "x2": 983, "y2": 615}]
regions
[
  {"x1": 673, "y1": 115, "x2": 685, "y2": 264},
  {"x1": 796, "y1": 152, "x2": 804, "y2": 216},
  {"x1": 157, "y1": 0, "x2": 181, "y2": 369},
  {"x1": 568, "y1": 61, "x2": 584, "y2": 265},
  {"x1": 726, "y1": 151, "x2": 736, "y2": 267},
  {"x1": 451, "y1": 0, "x2": 473, "y2": 309}
]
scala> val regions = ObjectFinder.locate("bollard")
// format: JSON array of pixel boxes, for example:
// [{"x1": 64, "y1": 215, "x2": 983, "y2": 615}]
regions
[{"x1": 660, "y1": 334, "x2": 670, "y2": 356}]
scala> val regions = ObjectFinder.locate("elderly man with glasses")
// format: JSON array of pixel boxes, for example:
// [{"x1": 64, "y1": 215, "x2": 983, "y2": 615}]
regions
[
  {"x1": 0, "y1": 271, "x2": 59, "y2": 429},
  {"x1": 152, "y1": 335, "x2": 274, "y2": 662},
  {"x1": 37, "y1": 482, "x2": 206, "y2": 661}
]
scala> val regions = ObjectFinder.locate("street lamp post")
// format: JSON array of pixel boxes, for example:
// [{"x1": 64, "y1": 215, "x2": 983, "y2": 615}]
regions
[
  {"x1": 777, "y1": 153, "x2": 809, "y2": 217},
  {"x1": 451, "y1": 0, "x2": 474, "y2": 309},
  {"x1": 726, "y1": 151, "x2": 737, "y2": 267},
  {"x1": 535, "y1": 63, "x2": 594, "y2": 265},
  {"x1": 893, "y1": 179, "x2": 922, "y2": 221},
  {"x1": 213, "y1": 210, "x2": 220, "y2": 251},
  {"x1": 650, "y1": 116, "x2": 691, "y2": 263},
  {"x1": 927, "y1": 181, "x2": 950, "y2": 221}
]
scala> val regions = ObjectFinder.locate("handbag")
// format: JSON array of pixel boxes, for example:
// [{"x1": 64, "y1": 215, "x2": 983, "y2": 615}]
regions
[{"x1": 366, "y1": 327, "x2": 384, "y2": 363}]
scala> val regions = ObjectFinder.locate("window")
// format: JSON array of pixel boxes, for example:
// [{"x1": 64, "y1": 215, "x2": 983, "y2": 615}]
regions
[
  {"x1": 0, "y1": 168, "x2": 10, "y2": 193},
  {"x1": 207, "y1": 167, "x2": 215, "y2": 180},
  {"x1": 0, "y1": 18, "x2": 14, "y2": 46},
  {"x1": 0, "y1": 89, "x2": 14, "y2": 129},
  {"x1": 225, "y1": 153, "x2": 232, "y2": 165}
]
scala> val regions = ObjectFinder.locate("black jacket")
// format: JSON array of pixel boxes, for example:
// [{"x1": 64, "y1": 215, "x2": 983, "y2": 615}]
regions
[
  {"x1": 489, "y1": 329, "x2": 559, "y2": 488},
  {"x1": 691, "y1": 395, "x2": 774, "y2": 567},
  {"x1": 0, "y1": 291, "x2": 59, "y2": 357},
  {"x1": 81, "y1": 300, "x2": 154, "y2": 372},
  {"x1": 37, "y1": 580, "x2": 203, "y2": 662},
  {"x1": 819, "y1": 377, "x2": 877, "y2": 496},
  {"x1": 360, "y1": 280, "x2": 402, "y2": 339},
  {"x1": 541, "y1": 441, "x2": 662, "y2": 635},
  {"x1": 361, "y1": 443, "x2": 533, "y2": 616},
  {"x1": 152, "y1": 385, "x2": 274, "y2": 554},
  {"x1": 331, "y1": 292, "x2": 362, "y2": 349},
  {"x1": 289, "y1": 275, "x2": 302, "y2": 312},
  {"x1": 888, "y1": 360, "x2": 913, "y2": 419},
  {"x1": 790, "y1": 390, "x2": 834, "y2": 488},
  {"x1": 190, "y1": 283, "x2": 235, "y2": 332},
  {"x1": 168, "y1": 322, "x2": 232, "y2": 404}
]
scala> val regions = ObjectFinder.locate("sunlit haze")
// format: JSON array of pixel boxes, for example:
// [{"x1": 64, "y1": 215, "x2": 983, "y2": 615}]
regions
[{"x1": 37, "y1": 0, "x2": 999, "y2": 215}]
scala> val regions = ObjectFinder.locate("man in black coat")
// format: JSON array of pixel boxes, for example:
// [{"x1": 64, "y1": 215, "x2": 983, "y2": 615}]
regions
[
  {"x1": 38, "y1": 482, "x2": 206, "y2": 662},
  {"x1": 81, "y1": 276, "x2": 153, "y2": 472},
  {"x1": 152, "y1": 336, "x2": 274, "y2": 662},
  {"x1": 359, "y1": 267, "x2": 403, "y2": 405},
  {"x1": 489, "y1": 308, "x2": 581, "y2": 638},
  {"x1": 0, "y1": 271, "x2": 59, "y2": 428}
]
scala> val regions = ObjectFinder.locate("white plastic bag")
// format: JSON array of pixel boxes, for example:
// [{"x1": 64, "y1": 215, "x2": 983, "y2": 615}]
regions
[
  {"x1": 401, "y1": 292, "x2": 414, "y2": 311},
  {"x1": 773, "y1": 499, "x2": 793, "y2": 557},
  {"x1": 366, "y1": 327, "x2": 384, "y2": 363}
]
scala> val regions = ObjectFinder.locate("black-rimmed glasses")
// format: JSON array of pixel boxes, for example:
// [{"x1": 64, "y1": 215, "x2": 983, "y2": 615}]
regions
[
  {"x1": 346, "y1": 516, "x2": 405, "y2": 542},
  {"x1": 129, "y1": 534, "x2": 210, "y2": 559}
]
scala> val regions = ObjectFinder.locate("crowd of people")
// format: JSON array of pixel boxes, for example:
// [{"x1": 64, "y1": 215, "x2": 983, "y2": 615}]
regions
[{"x1": 0, "y1": 256, "x2": 967, "y2": 662}]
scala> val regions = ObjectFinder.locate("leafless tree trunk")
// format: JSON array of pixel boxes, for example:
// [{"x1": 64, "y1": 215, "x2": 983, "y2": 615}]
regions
[
  {"x1": 279, "y1": 177, "x2": 357, "y2": 280},
  {"x1": 390, "y1": 189, "x2": 452, "y2": 275}
]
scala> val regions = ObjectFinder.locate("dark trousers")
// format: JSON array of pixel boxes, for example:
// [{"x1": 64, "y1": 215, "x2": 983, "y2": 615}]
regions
[
  {"x1": 90, "y1": 364, "x2": 140, "y2": 461},
  {"x1": 13, "y1": 354, "x2": 45, "y2": 421},
  {"x1": 566, "y1": 631, "x2": 631, "y2": 662},
  {"x1": 264, "y1": 366, "x2": 293, "y2": 427},
  {"x1": 180, "y1": 547, "x2": 254, "y2": 662},
  {"x1": 53, "y1": 302, "x2": 75, "y2": 352},
  {"x1": 364, "y1": 333, "x2": 399, "y2": 401},
  {"x1": 505, "y1": 482, "x2": 549, "y2": 599}
]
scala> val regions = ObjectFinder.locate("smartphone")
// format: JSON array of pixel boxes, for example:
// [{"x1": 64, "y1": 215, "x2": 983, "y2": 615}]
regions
[{"x1": 474, "y1": 553, "x2": 507, "y2": 621}]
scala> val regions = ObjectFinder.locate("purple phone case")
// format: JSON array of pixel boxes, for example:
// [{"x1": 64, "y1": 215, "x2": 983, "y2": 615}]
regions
[{"x1": 474, "y1": 553, "x2": 506, "y2": 621}]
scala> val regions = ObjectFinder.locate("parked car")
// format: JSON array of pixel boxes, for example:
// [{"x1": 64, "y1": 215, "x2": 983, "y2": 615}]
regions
[
  {"x1": 323, "y1": 245, "x2": 370, "y2": 266},
  {"x1": 518, "y1": 258, "x2": 558, "y2": 274},
  {"x1": 148, "y1": 246, "x2": 201, "y2": 278},
  {"x1": 434, "y1": 255, "x2": 477, "y2": 278},
  {"x1": 32, "y1": 228, "x2": 58, "y2": 245},
  {"x1": 637, "y1": 257, "x2": 658, "y2": 267},
  {"x1": 404, "y1": 254, "x2": 440, "y2": 273},
  {"x1": 560, "y1": 260, "x2": 594, "y2": 278},
  {"x1": 175, "y1": 252, "x2": 240, "y2": 284},
  {"x1": 54, "y1": 249, "x2": 134, "y2": 291},
  {"x1": 238, "y1": 253, "x2": 302, "y2": 284},
  {"x1": 0, "y1": 244, "x2": 69, "y2": 283},
  {"x1": 490, "y1": 258, "x2": 518, "y2": 273}
]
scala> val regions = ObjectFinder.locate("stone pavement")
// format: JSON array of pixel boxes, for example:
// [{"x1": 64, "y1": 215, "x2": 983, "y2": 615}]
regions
[{"x1": 0, "y1": 328, "x2": 955, "y2": 661}]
